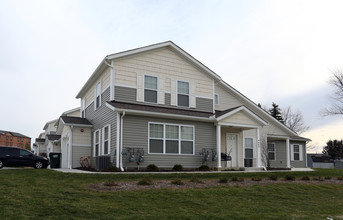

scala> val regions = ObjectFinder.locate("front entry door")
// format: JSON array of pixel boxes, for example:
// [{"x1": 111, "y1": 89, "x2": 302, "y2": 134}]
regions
[{"x1": 226, "y1": 134, "x2": 238, "y2": 167}]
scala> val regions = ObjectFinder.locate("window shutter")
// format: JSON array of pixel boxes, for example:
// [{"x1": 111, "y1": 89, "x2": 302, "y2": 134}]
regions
[
  {"x1": 190, "y1": 82, "x2": 196, "y2": 108},
  {"x1": 290, "y1": 144, "x2": 294, "y2": 161},
  {"x1": 299, "y1": 145, "x2": 303, "y2": 161},
  {"x1": 158, "y1": 77, "x2": 165, "y2": 104},
  {"x1": 170, "y1": 79, "x2": 176, "y2": 106},
  {"x1": 136, "y1": 73, "x2": 143, "y2": 102}
]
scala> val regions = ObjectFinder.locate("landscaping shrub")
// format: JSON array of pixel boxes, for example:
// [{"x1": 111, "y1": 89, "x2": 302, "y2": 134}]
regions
[
  {"x1": 337, "y1": 176, "x2": 343, "y2": 181},
  {"x1": 219, "y1": 177, "x2": 228, "y2": 183},
  {"x1": 104, "y1": 180, "x2": 118, "y2": 186},
  {"x1": 312, "y1": 176, "x2": 323, "y2": 181},
  {"x1": 251, "y1": 177, "x2": 262, "y2": 181},
  {"x1": 231, "y1": 177, "x2": 244, "y2": 182},
  {"x1": 146, "y1": 164, "x2": 159, "y2": 172},
  {"x1": 171, "y1": 178, "x2": 184, "y2": 185},
  {"x1": 198, "y1": 165, "x2": 210, "y2": 171},
  {"x1": 137, "y1": 176, "x2": 153, "y2": 185},
  {"x1": 172, "y1": 164, "x2": 183, "y2": 171},
  {"x1": 190, "y1": 177, "x2": 203, "y2": 184},
  {"x1": 285, "y1": 174, "x2": 296, "y2": 181},
  {"x1": 325, "y1": 176, "x2": 332, "y2": 180},
  {"x1": 102, "y1": 165, "x2": 121, "y2": 172},
  {"x1": 301, "y1": 176, "x2": 310, "y2": 181},
  {"x1": 269, "y1": 175, "x2": 278, "y2": 181}
]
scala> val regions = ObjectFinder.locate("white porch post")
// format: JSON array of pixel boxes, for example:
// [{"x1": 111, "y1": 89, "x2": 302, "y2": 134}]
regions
[
  {"x1": 216, "y1": 124, "x2": 222, "y2": 168},
  {"x1": 68, "y1": 126, "x2": 73, "y2": 169},
  {"x1": 256, "y1": 127, "x2": 261, "y2": 167},
  {"x1": 286, "y1": 138, "x2": 290, "y2": 168}
]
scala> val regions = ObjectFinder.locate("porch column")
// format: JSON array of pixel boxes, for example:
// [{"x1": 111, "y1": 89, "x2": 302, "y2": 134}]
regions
[
  {"x1": 256, "y1": 127, "x2": 261, "y2": 167},
  {"x1": 216, "y1": 124, "x2": 222, "y2": 168},
  {"x1": 286, "y1": 138, "x2": 290, "y2": 168}
]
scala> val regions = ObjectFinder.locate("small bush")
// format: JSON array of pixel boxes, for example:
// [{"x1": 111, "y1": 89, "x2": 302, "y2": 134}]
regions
[
  {"x1": 137, "y1": 176, "x2": 153, "y2": 185},
  {"x1": 231, "y1": 177, "x2": 244, "y2": 182},
  {"x1": 190, "y1": 177, "x2": 203, "y2": 184},
  {"x1": 198, "y1": 165, "x2": 210, "y2": 171},
  {"x1": 251, "y1": 177, "x2": 262, "y2": 181},
  {"x1": 102, "y1": 165, "x2": 121, "y2": 172},
  {"x1": 269, "y1": 175, "x2": 278, "y2": 181},
  {"x1": 104, "y1": 180, "x2": 118, "y2": 186},
  {"x1": 312, "y1": 176, "x2": 323, "y2": 181},
  {"x1": 301, "y1": 176, "x2": 310, "y2": 181},
  {"x1": 171, "y1": 178, "x2": 184, "y2": 185},
  {"x1": 285, "y1": 174, "x2": 296, "y2": 181},
  {"x1": 172, "y1": 164, "x2": 183, "y2": 171},
  {"x1": 219, "y1": 177, "x2": 228, "y2": 183},
  {"x1": 337, "y1": 176, "x2": 343, "y2": 181},
  {"x1": 325, "y1": 176, "x2": 332, "y2": 180},
  {"x1": 146, "y1": 164, "x2": 159, "y2": 172}
]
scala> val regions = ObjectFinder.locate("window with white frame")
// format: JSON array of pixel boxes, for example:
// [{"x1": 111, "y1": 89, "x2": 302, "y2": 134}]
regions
[
  {"x1": 267, "y1": 143, "x2": 276, "y2": 160},
  {"x1": 293, "y1": 144, "x2": 300, "y2": 160},
  {"x1": 214, "y1": 94, "x2": 219, "y2": 105},
  {"x1": 149, "y1": 123, "x2": 194, "y2": 155},
  {"x1": 244, "y1": 137, "x2": 253, "y2": 167},
  {"x1": 177, "y1": 81, "x2": 189, "y2": 107},
  {"x1": 81, "y1": 99, "x2": 85, "y2": 118},
  {"x1": 102, "y1": 125, "x2": 110, "y2": 155},
  {"x1": 94, "y1": 130, "x2": 100, "y2": 156},
  {"x1": 144, "y1": 75, "x2": 158, "y2": 103},
  {"x1": 95, "y1": 82, "x2": 101, "y2": 109}
]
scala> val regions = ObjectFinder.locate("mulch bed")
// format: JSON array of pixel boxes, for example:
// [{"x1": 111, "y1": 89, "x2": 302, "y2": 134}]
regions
[{"x1": 87, "y1": 179, "x2": 343, "y2": 192}]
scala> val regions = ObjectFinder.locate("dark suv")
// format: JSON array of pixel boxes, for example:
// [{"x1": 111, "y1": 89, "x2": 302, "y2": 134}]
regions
[{"x1": 0, "y1": 146, "x2": 50, "y2": 169}]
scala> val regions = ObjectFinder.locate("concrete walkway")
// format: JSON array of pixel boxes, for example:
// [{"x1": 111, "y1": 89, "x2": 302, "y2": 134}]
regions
[{"x1": 51, "y1": 167, "x2": 314, "y2": 174}]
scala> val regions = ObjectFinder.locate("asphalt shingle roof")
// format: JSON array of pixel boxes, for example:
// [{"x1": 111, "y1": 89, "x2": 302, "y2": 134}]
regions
[
  {"x1": 61, "y1": 116, "x2": 92, "y2": 125},
  {"x1": 46, "y1": 134, "x2": 61, "y2": 141},
  {"x1": 0, "y1": 130, "x2": 30, "y2": 138}
]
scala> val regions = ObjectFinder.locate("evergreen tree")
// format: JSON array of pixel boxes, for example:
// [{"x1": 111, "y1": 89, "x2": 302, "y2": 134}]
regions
[
  {"x1": 269, "y1": 102, "x2": 284, "y2": 123},
  {"x1": 323, "y1": 139, "x2": 343, "y2": 159}
]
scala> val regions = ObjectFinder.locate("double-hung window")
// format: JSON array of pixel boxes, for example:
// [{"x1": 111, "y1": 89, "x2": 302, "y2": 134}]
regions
[
  {"x1": 144, "y1": 75, "x2": 158, "y2": 103},
  {"x1": 95, "y1": 82, "x2": 101, "y2": 109},
  {"x1": 177, "y1": 81, "x2": 189, "y2": 107},
  {"x1": 149, "y1": 123, "x2": 194, "y2": 155},
  {"x1": 267, "y1": 143, "x2": 276, "y2": 160},
  {"x1": 293, "y1": 144, "x2": 300, "y2": 161},
  {"x1": 94, "y1": 130, "x2": 100, "y2": 156},
  {"x1": 214, "y1": 94, "x2": 219, "y2": 105},
  {"x1": 244, "y1": 138, "x2": 253, "y2": 167},
  {"x1": 102, "y1": 125, "x2": 110, "y2": 155}
]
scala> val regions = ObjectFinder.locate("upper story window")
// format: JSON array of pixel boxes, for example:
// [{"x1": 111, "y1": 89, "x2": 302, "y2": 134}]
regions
[
  {"x1": 214, "y1": 94, "x2": 219, "y2": 105},
  {"x1": 95, "y1": 82, "x2": 101, "y2": 109},
  {"x1": 177, "y1": 81, "x2": 189, "y2": 107},
  {"x1": 81, "y1": 99, "x2": 85, "y2": 118},
  {"x1": 144, "y1": 75, "x2": 158, "y2": 103}
]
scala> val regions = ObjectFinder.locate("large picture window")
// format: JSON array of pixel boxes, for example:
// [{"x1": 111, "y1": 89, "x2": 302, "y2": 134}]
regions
[
  {"x1": 149, "y1": 123, "x2": 194, "y2": 155},
  {"x1": 144, "y1": 75, "x2": 158, "y2": 103},
  {"x1": 177, "y1": 81, "x2": 189, "y2": 107}
]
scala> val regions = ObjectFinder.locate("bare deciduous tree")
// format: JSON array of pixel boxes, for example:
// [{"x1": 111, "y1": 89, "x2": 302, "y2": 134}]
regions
[
  {"x1": 260, "y1": 136, "x2": 271, "y2": 169},
  {"x1": 322, "y1": 69, "x2": 343, "y2": 116},
  {"x1": 282, "y1": 106, "x2": 309, "y2": 135}
]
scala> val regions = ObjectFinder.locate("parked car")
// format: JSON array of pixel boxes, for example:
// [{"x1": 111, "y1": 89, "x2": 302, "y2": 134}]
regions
[{"x1": 0, "y1": 146, "x2": 49, "y2": 169}]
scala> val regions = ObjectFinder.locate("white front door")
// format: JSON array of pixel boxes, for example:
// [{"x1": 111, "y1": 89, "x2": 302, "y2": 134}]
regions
[{"x1": 226, "y1": 133, "x2": 238, "y2": 167}]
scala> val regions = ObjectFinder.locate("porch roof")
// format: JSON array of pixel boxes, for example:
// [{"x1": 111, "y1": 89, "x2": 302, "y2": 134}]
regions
[{"x1": 46, "y1": 134, "x2": 61, "y2": 141}]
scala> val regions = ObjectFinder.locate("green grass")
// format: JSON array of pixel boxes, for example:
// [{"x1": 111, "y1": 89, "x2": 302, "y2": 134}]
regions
[{"x1": 1, "y1": 168, "x2": 343, "y2": 219}]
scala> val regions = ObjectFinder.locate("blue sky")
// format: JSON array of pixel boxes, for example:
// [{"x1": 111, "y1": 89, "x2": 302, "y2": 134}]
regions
[{"x1": 0, "y1": 0, "x2": 343, "y2": 152}]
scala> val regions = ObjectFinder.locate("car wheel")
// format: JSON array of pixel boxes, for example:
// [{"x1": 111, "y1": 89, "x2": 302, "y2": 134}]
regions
[
  {"x1": 34, "y1": 161, "x2": 43, "y2": 169},
  {"x1": 0, "y1": 160, "x2": 3, "y2": 169}
]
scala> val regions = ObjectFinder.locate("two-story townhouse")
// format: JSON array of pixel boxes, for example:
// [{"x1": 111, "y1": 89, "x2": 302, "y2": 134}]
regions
[{"x1": 75, "y1": 41, "x2": 309, "y2": 171}]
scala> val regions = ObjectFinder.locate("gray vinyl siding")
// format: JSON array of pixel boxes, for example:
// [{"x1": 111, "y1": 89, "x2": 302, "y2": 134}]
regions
[
  {"x1": 269, "y1": 140, "x2": 307, "y2": 168},
  {"x1": 85, "y1": 87, "x2": 117, "y2": 165},
  {"x1": 115, "y1": 85, "x2": 213, "y2": 112},
  {"x1": 122, "y1": 115, "x2": 216, "y2": 168},
  {"x1": 290, "y1": 141, "x2": 307, "y2": 168},
  {"x1": 72, "y1": 146, "x2": 91, "y2": 168},
  {"x1": 269, "y1": 141, "x2": 287, "y2": 168}
]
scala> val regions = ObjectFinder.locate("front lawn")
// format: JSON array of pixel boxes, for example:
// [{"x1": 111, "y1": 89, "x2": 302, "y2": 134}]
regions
[{"x1": 1, "y1": 168, "x2": 343, "y2": 219}]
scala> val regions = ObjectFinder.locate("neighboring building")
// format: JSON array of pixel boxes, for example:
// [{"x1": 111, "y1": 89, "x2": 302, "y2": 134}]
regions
[
  {"x1": 307, "y1": 154, "x2": 334, "y2": 168},
  {"x1": 72, "y1": 41, "x2": 310, "y2": 171},
  {"x1": 0, "y1": 130, "x2": 31, "y2": 149}
]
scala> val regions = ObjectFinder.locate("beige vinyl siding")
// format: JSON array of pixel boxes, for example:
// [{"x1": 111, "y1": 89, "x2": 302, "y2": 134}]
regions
[
  {"x1": 66, "y1": 110, "x2": 80, "y2": 117},
  {"x1": 72, "y1": 127, "x2": 92, "y2": 146},
  {"x1": 83, "y1": 67, "x2": 111, "y2": 107},
  {"x1": 215, "y1": 84, "x2": 243, "y2": 111},
  {"x1": 114, "y1": 47, "x2": 213, "y2": 98},
  {"x1": 72, "y1": 146, "x2": 91, "y2": 168},
  {"x1": 220, "y1": 111, "x2": 260, "y2": 126}
]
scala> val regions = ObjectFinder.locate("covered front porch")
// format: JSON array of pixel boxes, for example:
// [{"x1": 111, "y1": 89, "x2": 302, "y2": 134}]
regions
[{"x1": 214, "y1": 106, "x2": 268, "y2": 169}]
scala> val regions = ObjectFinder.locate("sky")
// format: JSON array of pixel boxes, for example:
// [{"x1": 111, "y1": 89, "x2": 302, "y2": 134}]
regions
[{"x1": 0, "y1": 0, "x2": 343, "y2": 153}]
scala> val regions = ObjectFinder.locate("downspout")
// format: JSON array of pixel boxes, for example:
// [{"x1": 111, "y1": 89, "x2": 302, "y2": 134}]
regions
[{"x1": 120, "y1": 112, "x2": 126, "y2": 171}]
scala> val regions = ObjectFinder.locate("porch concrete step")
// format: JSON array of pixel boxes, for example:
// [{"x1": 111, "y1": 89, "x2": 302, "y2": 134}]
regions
[{"x1": 244, "y1": 167, "x2": 265, "y2": 172}]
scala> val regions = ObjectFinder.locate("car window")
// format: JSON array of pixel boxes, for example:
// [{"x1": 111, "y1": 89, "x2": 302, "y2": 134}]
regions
[
  {"x1": 6, "y1": 148, "x2": 19, "y2": 156},
  {"x1": 19, "y1": 149, "x2": 32, "y2": 156}
]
